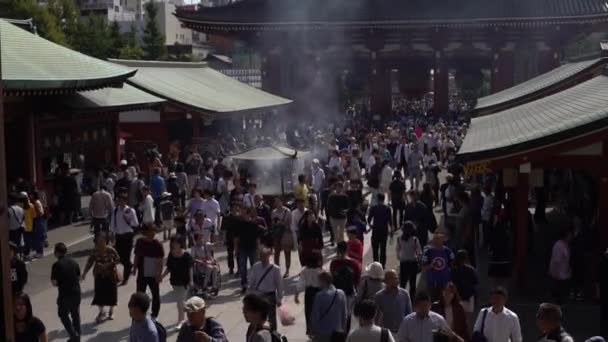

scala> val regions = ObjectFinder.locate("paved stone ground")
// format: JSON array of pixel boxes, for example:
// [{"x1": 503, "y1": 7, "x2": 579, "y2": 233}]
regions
[{"x1": 27, "y1": 189, "x2": 603, "y2": 341}]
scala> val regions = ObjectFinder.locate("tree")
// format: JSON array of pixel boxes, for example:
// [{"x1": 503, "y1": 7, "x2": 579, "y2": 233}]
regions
[
  {"x1": 73, "y1": 16, "x2": 112, "y2": 59},
  {"x1": 47, "y1": 0, "x2": 81, "y2": 47},
  {"x1": 118, "y1": 22, "x2": 144, "y2": 60},
  {"x1": 109, "y1": 21, "x2": 126, "y2": 58},
  {"x1": 7, "y1": 0, "x2": 66, "y2": 44},
  {"x1": 142, "y1": 0, "x2": 166, "y2": 60}
]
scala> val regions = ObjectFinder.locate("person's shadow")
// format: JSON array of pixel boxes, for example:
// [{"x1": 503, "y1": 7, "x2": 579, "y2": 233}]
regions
[
  {"x1": 85, "y1": 326, "x2": 130, "y2": 342},
  {"x1": 47, "y1": 321, "x2": 100, "y2": 341}
]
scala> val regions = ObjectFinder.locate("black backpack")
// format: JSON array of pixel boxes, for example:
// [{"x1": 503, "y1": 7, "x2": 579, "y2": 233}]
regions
[
  {"x1": 153, "y1": 318, "x2": 167, "y2": 342},
  {"x1": 333, "y1": 263, "x2": 356, "y2": 296},
  {"x1": 261, "y1": 327, "x2": 288, "y2": 342}
]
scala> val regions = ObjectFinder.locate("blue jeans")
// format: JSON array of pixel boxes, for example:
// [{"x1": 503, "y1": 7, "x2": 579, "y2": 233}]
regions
[
  {"x1": 32, "y1": 217, "x2": 46, "y2": 255},
  {"x1": 238, "y1": 248, "x2": 257, "y2": 288}
]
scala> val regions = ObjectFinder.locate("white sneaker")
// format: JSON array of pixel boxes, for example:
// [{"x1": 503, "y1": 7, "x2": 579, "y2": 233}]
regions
[{"x1": 176, "y1": 322, "x2": 183, "y2": 331}]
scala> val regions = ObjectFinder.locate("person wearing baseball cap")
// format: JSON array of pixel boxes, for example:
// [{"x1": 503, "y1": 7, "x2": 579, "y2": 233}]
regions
[{"x1": 176, "y1": 297, "x2": 227, "y2": 342}]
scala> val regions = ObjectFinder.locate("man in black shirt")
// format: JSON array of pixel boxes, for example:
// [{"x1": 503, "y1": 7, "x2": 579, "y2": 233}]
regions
[
  {"x1": 367, "y1": 193, "x2": 392, "y2": 267},
  {"x1": 235, "y1": 211, "x2": 265, "y2": 293},
  {"x1": 327, "y1": 182, "x2": 351, "y2": 244},
  {"x1": 51, "y1": 243, "x2": 81, "y2": 342},
  {"x1": 404, "y1": 190, "x2": 432, "y2": 246}
]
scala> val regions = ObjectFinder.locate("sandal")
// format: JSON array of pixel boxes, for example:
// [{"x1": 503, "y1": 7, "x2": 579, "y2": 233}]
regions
[{"x1": 95, "y1": 313, "x2": 105, "y2": 324}]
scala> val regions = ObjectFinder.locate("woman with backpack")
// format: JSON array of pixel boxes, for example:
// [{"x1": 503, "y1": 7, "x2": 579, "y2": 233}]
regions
[{"x1": 396, "y1": 221, "x2": 422, "y2": 299}]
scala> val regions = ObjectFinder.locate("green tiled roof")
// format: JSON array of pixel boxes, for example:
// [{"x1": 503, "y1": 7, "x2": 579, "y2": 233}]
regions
[
  {"x1": 459, "y1": 72, "x2": 608, "y2": 161},
  {"x1": 110, "y1": 59, "x2": 291, "y2": 114},
  {"x1": 62, "y1": 84, "x2": 166, "y2": 111},
  {"x1": 176, "y1": 0, "x2": 608, "y2": 28},
  {"x1": 1, "y1": 19, "x2": 135, "y2": 92},
  {"x1": 475, "y1": 58, "x2": 605, "y2": 113}
]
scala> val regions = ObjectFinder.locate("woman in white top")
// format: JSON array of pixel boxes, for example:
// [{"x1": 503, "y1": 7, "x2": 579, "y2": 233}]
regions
[
  {"x1": 396, "y1": 221, "x2": 422, "y2": 299},
  {"x1": 295, "y1": 252, "x2": 323, "y2": 336}
]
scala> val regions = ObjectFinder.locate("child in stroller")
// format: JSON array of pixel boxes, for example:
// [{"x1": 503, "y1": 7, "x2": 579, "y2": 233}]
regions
[{"x1": 190, "y1": 232, "x2": 220, "y2": 298}]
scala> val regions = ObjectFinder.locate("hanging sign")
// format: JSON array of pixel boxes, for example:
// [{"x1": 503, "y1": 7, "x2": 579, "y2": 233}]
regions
[{"x1": 464, "y1": 161, "x2": 492, "y2": 177}]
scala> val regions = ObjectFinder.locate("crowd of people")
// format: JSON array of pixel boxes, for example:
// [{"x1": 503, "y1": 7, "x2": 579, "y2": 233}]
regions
[{"x1": 6, "y1": 112, "x2": 608, "y2": 342}]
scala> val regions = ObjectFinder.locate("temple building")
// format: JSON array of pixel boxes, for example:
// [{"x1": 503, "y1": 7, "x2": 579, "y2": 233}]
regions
[
  {"x1": 459, "y1": 54, "x2": 608, "y2": 287},
  {"x1": 176, "y1": 0, "x2": 608, "y2": 115}
]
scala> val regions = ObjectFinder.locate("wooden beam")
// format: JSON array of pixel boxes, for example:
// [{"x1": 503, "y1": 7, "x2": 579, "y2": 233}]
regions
[{"x1": 486, "y1": 127, "x2": 608, "y2": 170}]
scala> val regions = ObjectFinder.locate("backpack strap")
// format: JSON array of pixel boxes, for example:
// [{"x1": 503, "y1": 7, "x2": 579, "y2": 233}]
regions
[
  {"x1": 319, "y1": 290, "x2": 338, "y2": 320},
  {"x1": 380, "y1": 328, "x2": 389, "y2": 342},
  {"x1": 255, "y1": 265, "x2": 274, "y2": 291},
  {"x1": 480, "y1": 308, "x2": 489, "y2": 333}
]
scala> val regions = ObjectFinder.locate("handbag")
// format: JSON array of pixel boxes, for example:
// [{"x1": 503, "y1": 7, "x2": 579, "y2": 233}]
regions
[{"x1": 471, "y1": 308, "x2": 489, "y2": 342}]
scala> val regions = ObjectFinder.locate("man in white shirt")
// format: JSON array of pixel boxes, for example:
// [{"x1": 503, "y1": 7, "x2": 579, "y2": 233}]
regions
[
  {"x1": 8, "y1": 195, "x2": 25, "y2": 250},
  {"x1": 110, "y1": 194, "x2": 139, "y2": 285},
  {"x1": 139, "y1": 186, "x2": 155, "y2": 226},
  {"x1": 393, "y1": 137, "x2": 410, "y2": 176},
  {"x1": 243, "y1": 183, "x2": 257, "y2": 208},
  {"x1": 201, "y1": 189, "x2": 221, "y2": 236},
  {"x1": 248, "y1": 247, "x2": 282, "y2": 331},
  {"x1": 481, "y1": 187, "x2": 495, "y2": 247},
  {"x1": 291, "y1": 198, "x2": 307, "y2": 243},
  {"x1": 311, "y1": 160, "x2": 326, "y2": 194},
  {"x1": 473, "y1": 287, "x2": 522, "y2": 342}
]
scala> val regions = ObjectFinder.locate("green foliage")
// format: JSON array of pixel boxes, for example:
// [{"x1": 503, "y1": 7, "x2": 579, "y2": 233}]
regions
[
  {"x1": 118, "y1": 21, "x2": 144, "y2": 60},
  {"x1": 109, "y1": 21, "x2": 125, "y2": 58},
  {"x1": 72, "y1": 16, "x2": 112, "y2": 59},
  {"x1": 7, "y1": 0, "x2": 66, "y2": 44},
  {"x1": 118, "y1": 45, "x2": 145, "y2": 60},
  {"x1": 142, "y1": 1, "x2": 166, "y2": 60},
  {"x1": 47, "y1": 0, "x2": 79, "y2": 46}
]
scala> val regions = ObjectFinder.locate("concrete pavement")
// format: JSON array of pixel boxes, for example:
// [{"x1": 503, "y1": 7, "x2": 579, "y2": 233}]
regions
[{"x1": 26, "y1": 220, "x2": 369, "y2": 342}]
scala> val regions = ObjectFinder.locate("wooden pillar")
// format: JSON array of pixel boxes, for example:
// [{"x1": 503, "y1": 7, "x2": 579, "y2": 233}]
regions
[
  {"x1": 491, "y1": 51, "x2": 515, "y2": 93},
  {"x1": 369, "y1": 53, "x2": 392, "y2": 117},
  {"x1": 433, "y1": 52, "x2": 449, "y2": 115},
  {"x1": 0, "y1": 51, "x2": 15, "y2": 342},
  {"x1": 261, "y1": 52, "x2": 282, "y2": 95},
  {"x1": 538, "y1": 49, "x2": 561, "y2": 75},
  {"x1": 598, "y1": 176, "x2": 608, "y2": 251},
  {"x1": 114, "y1": 115, "x2": 121, "y2": 165},
  {"x1": 192, "y1": 114, "x2": 201, "y2": 142},
  {"x1": 514, "y1": 171, "x2": 530, "y2": 288},
  {"x1": 25, "y1": 111, "x2": 36, "y2": 186}
]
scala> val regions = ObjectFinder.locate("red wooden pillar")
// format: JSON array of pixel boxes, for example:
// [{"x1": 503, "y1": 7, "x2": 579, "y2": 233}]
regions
[
  {"x1": 433, "y1": 53, "x2": 449, "y2": 115},
  {"x1": 538, "y1": 49, "x2": 561, "y2": 75},
  {"x1": 262, "y1": 52, "x2": 281, "y2": 95},
  {"x1": 491, "y1": 51, "x2": 515, "y2": 93},
  {"x1": 369, "y1": 53, "x2": 392, "y2": 117},
  {"x1": 25, "y1": 111, "x2": 37, "y2": 186},
  {"x1": 599, "y1": 143, "x2": 608, "y2": 250},
  {"x1": 192, "y1": 114, "x2": 201, "y2": 142},
  {"x1": 514, "y1": 172, "x2": 530, "y2": 288},
  {"x1": 598, "y1": 176, "x2": 608, "y2": 250},
  {"x1": 114, "y1": 116, "x2": 120, "y2": 165}
]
